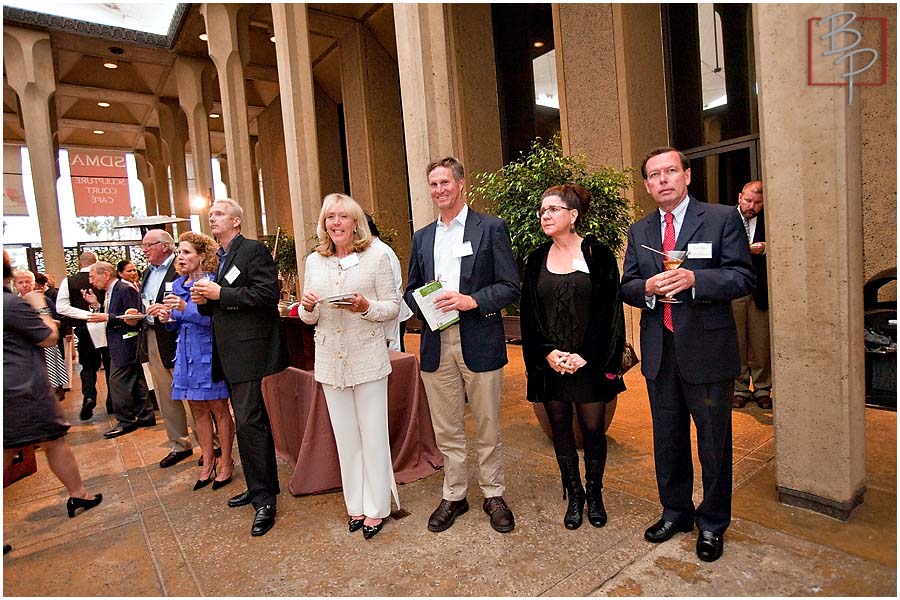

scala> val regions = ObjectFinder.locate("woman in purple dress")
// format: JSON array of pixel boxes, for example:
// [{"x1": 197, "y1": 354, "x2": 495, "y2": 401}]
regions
[{"x1": 160, "y1": 232, "x2": 235, "y2": 491}]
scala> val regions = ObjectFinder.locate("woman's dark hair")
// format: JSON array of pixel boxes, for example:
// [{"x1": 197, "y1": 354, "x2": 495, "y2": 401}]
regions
[
  {"x1": 116, "y1": 260, "x2": 133, "y2": 276},
  {"x1": 542, "y1": 183, "x2": 591, "y2": 227},
  {"x1": 365, "y1": 213, "x2": 381, "y2": 238},
  {"x1": 34, "y1": 272, "x2": 49, "y2": 287}
]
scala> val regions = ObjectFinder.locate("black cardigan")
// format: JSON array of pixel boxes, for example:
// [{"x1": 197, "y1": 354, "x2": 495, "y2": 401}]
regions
[{"x1": 520, "y1": 235, "x2": 626, "y2": 403}]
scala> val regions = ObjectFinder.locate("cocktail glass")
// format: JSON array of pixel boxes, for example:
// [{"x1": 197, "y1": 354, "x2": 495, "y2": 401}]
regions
[{"x1": 658, "y1": 250, "x2": 687, "y2": 304}]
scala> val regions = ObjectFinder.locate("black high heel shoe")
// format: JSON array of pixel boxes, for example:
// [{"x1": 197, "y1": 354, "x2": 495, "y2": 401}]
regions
[
  {"x1": 67, "y1": 493, "x2": 103, "y2": 518},
  {"x1": 212, "y1": 461, "x2": 233, "y2": 491},
  {"x1": 348, "y1": 518, "x2": 365, "y2": 533},
  {"x1": 362, "y1": 519, "x2": 385, "y2": 540},
  {"x1": 193, "y1": 461, "x2": 216, "y2": 491}
]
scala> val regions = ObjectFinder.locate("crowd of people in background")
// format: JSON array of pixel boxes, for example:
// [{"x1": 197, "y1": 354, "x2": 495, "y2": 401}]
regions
[{"x1": 5, "y1": 146, "x2": 763, "y2": 563}]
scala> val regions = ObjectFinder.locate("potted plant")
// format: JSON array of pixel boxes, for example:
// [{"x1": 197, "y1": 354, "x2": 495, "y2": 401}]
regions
[
  {"x1": 261, "y1": 231, "x2": 299, "y2": 302},
  {"x1": 471, "y1": 133, "x2": 638, "y2": 436}
]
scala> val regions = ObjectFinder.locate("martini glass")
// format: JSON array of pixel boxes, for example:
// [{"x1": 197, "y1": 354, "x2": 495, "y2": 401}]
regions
[{"x1": 658, "y1": 250, "x2": 687, "y2": 304}]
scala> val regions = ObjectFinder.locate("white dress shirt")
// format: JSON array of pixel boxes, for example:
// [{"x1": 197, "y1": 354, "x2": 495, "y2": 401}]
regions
[{"x1": 433, "y1": 203, "x2": 469, "y2": 293}]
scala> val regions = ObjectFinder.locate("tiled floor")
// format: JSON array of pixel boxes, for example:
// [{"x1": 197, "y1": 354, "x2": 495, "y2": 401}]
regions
[{"x1": 3, "y1": 337, "x2": 896, "y2": 596}]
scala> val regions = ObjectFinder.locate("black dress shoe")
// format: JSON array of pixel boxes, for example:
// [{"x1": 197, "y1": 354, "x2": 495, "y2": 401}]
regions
[
  {"x1": 135, "y1": 418, "x2": 156, "y2": 428},
  {"x1": 696, "y1": 530, "x2": 724, "y2": 562},
  {"x1": 103, "y1": 423, "x2": 137, "y2": 439},
  {"x1": 66, "y1": 493, "x2": 103, "y2": 518},
  {"x1": 483, "y1": 496, "x2": 515, "y2": 533},
  {"x1": 644, "y1": 517, "x2": 694, "y2": 543},
  {"x1": 756, "y1": 395, "x2": 773, "y2": 410},
  {"x1": 159, "y1": 449, "x2": 193, "y2": 468},
  {"x1": 228, "y1": 489, "x2": 252, "y2": 508},
  {"x1": 362, "y1": 519, "x2": 385, "y2": 540},
  {"x1": 251, "y1": 505, "x2": 276, "y2": 537},
  {"x1": 79, "y1": 399, "x2": 96, "y2": 421},
  {"x1": 427, "y1": 498, "x2": 469, "y2": 532},
  {"x1": 348, "y1": 518, "x2": 365, "y2": 533}
]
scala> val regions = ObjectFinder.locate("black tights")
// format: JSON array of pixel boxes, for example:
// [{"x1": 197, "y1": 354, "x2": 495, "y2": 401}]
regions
[{"x1": 544, "y1": 400, "x2": 607, "y2": 463}]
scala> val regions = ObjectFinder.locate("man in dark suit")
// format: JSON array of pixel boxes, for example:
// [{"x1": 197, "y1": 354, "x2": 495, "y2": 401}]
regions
[
  {"x1": 55, "y1": 252, "x2": 110, "y2": 420},
  {"x1": 405, "y1": 157, "x2": 520, "y2": 534},
  {"x1": 84, "y1": 261, "x2": 155, "y2": 438},
  {"x1": 141, "y1": 229, "x2": 208, "y2": 468},
  {"x1": 192, "y1": 198, "x2": 288, "y2": 537},
  {"x1": 730, "y1": 181, "x2": 772, "y2": 409},
  {"x1": 621, "y1": 147, "x2": 755, "y2": 562}
]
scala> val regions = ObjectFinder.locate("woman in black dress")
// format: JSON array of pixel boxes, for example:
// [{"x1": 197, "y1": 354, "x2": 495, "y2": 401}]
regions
[
  {"x1": 520, "y1": 183, "x2": 626, "y2": 530},
  {"x1": 3, "y1": 252, "x2": 102, "y2": 519}
]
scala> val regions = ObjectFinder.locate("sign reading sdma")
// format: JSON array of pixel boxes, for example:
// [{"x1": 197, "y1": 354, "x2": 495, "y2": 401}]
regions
[{"x1": 69, "y1": 149, "x2": 131, "y2": 217}]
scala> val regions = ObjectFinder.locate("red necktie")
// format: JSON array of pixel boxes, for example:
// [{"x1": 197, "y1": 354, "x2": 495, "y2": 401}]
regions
[{"x1": 662, "y1": 212, "x2": 675, "y2": 332}]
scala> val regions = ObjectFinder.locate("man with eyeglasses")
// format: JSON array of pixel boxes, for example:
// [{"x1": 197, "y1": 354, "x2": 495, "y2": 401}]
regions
[
  {"x1": 405, "y1": 157, "x2": 520, "y2": 534},
  {"x1": 621, "y1": 147, "x2": 755, "y2": 562},
  {"x1": 140, "y1": 229, "x2": 209, "y2": 469}
]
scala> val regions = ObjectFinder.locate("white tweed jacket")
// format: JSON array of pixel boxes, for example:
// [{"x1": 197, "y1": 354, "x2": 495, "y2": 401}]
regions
[{"x1": 299, "y1": 244, "x2": 400, "y2": 389}]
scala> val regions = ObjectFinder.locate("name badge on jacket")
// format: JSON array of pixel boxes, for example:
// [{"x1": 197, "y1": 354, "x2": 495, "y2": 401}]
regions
[
  {"x1": 339, "y1": 253, "x2": 360, "y2": 270},
  {"x1": 453, "y1": 241, "x2": 473, "y2": 258},
  {"x1": 687, "y1": 242, "x2": 712, "y2": 259},
  {"x1": 224, "y1": 265, "x2": 241, "y2": 284}
]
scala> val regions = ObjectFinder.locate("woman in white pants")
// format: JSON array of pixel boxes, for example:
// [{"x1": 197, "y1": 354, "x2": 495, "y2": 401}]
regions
[{"x1": 300, "y1": 193, "x2": 400, "y2": 540}]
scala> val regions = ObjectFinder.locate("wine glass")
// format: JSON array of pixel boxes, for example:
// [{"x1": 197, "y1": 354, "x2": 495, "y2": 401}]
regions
[{"x1": 658, "y1": 250, "x2": 687, "y2": 304}]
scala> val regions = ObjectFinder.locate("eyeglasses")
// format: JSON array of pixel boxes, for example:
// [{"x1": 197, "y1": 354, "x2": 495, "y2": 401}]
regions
[
  {"x1": 536, "y1": 205, "x2": 574, "y2": 218},
  {"x1": 140, "y1": 240, "x2": 164, "y2": 250}
]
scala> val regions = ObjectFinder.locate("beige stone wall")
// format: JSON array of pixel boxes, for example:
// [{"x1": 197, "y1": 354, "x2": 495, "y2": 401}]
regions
[
  {"x1": 860, "y1": 3, "x2": 897, "y2": 297},
  {"x1": 257, "y1": 96, "x2": 291, "y2": 237}
]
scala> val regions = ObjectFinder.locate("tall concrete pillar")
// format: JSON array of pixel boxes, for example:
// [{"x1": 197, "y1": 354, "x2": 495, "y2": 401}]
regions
[
  {"x1": 134, "y1": 151, "x2": 158, "y2": 217},
  {"x1": 271, "y1": 2, "x2": 323, "y2": 291},
  {"x1": 201, "y1": 2, "x2": 259, "y2": 239},
  {"x1": 755, "y1": 3, "x2": 866, "y2": 519},
  {"x1": 394, "y1": 3, "x2": 459, "y2": 230},
  {"x1": 175, "y1": 55, "x2": 215, "y2": 235},
  {"x1": 340, "y1": 21, "x2": 411, "y2": 260},
  {"x1": 143, "y1": 128, "x2": 171, "y2": 216},
  {"x1": 158, "y1": 98, "x2": 192, "y2": 237},
  {"x1": 3, "y1": 27, "x2": 65, "y2": 281}
]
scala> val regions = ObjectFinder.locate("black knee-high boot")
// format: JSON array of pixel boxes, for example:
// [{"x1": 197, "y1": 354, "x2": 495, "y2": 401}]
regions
[
  {"x1": 584, "y1": 457, "x2": 607, "y2": 527},
  {"x1": 557, "y1": 455, "x2": 584, "y2": 530}
]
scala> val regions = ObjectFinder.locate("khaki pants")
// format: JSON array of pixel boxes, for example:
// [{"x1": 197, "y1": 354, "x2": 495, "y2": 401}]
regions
[
  {"x1": 731, "y1": 294, "x2": 772, "y2": 397},
  {"x1": 147, "y1": 331, "x2": 197, "y2": 452},
  {"x1": 421, "y1": 326, "x2": 505, "y2": 501}
]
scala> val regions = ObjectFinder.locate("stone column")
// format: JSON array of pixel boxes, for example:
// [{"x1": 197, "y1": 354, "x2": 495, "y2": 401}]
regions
[
  {"x1": 249, "y1": 135, "x2": 263, "y2": 235},
  {"x1": 134, "y1": 150, "x2": 158, "y2": 217},
  {"x1": 3, "y1": 27, "x2": 65, "y2": 281},
  {"x1": 755, "y1": 3, "x2": 866, "y2": 519},
  {"x1": 201, "y1": 2, "x2": 260, "y2": 238},
  {"x1": 339, "y1": 21, "x2": 412, "y2": 260},
  {"x1": 157, "y1": 98, "x2": 192, "y2": 237},
  {"x1": 271, "y1": 2, "x2": 323, "y2": 290},
  {"x1": 143, "y1": 128, "x2": 171, "y2": 216},
  {"x1": 394, "y1": 3, "x2": 459, "y2": 230},
  {"x1": 175, "y1": 55, "x2": 215, "y2": 235}
]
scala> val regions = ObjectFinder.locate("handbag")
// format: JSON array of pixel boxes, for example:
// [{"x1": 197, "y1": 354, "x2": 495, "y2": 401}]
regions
[{"x1": 621, "y1": 341, "x2": 639, "y2": 374}]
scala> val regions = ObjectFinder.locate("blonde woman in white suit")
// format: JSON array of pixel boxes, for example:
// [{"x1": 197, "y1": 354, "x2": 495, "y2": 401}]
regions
[{"x1": 299, "y1": 193, "x2": 401, "y2": 540}]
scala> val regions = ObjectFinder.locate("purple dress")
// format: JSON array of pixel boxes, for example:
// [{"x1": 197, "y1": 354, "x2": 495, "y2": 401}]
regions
[{"x1": 166, "y1": 275, "x2": 230, "y2": 401}]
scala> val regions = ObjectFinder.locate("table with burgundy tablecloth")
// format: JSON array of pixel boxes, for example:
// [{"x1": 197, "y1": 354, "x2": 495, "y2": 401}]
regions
[{"x1": 261, "y1": 350, "x2": 443, "y2": 495}]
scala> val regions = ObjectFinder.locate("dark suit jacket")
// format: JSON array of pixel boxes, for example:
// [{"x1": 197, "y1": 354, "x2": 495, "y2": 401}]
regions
[
  {"x1": 198, "y1": 234, "x2": 288, "y2": 384},
  {"x1": 140, "y1": 259, "x2": 180, "y2": 368},
  {"x1": 105, "y1": 280, "x2": 143, "y2": 366},
  {"x1": 621, "y1": 196, "x2": 755, "y2": 384},
  {"x1": 405, "y1": 207, "x2": 520, "y2": 373},
  {"x1": 520, "y1": 235, "x2": 626, "y2": 402},
  {"x1": 749, "y1": 209, "x2": 768, "y2": 311}
]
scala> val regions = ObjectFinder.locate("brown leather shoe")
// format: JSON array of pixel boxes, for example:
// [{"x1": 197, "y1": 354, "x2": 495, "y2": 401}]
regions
[
  {"x1": 731, "y1": 395, "x2": 747, "y2": 409},
  {"x1": 755, "y1": 395, "x2": 773, "y2": 409},
  {"x1": 427, "y1": 498, "x2": 469, "y2": 532},
  {"x1": 483, "y1": 496, "x2": 515, "y2": 533}
]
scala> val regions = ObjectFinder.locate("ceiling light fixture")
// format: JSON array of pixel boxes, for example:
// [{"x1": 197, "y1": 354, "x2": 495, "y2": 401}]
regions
[
  {"x1": 533, "y1": 41, "x2": 545, "y2": 48},
  {"x1": 97, "y1": 101, "x2": 110, "y2": 108},
  {"x1": 209, "y1": 113, "x2": 220, "y2": 119},
  {"x1": 103, "y1": 61, "x2": 118, "y2": 69},
  {"x1": 93, "y1": 130, "x2": 105, "y2": 135},
  {"x1": 199, "y1": 32, "x2": 208, "y2": 41}
]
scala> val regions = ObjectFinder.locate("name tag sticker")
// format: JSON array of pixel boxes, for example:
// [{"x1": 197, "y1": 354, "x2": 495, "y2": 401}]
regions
[
  {"x1": 224, "y1": 265, "x2": 241, "y2": 284},
  {"x1": 687, "y1": 242, "x2": 712, "y2": 259},
  {"x1": 572, "y1": 259, "x2": 590, "y2": 274},
  {"x1": 453, "y1": 241, "x2": 473, "y2": 258},
  {"x1": 339, "y1": 253, "x2": 360, "y2": 270},
  {"x1": 164, "y1": 282, "x2": 173, "y2": 293}
]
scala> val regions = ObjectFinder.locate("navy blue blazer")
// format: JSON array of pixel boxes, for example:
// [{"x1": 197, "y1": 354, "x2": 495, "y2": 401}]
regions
[
  {"x1": 621, "y1": 197, "x2": 755, "y2": 384},
  {"x1": 105, "y1": 280, "x2": 143, "y2": 366},
  {"x1": 405, "y1": 207, "x2": 520, "y2": 373}
]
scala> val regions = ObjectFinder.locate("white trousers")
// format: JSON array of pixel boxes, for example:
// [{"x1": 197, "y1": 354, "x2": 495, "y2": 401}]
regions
[{"x1": 322, "y1": 377, "x2": 399, "y2": 519}]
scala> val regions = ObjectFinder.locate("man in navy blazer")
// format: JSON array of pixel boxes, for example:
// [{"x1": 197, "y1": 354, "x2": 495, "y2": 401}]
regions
[
  {"x1": 406, "y1": 157, "x2": 520, "y2": 534},
  {"x1": 621, "y1": 147, "x2": 755, "y2": 562},
  {"x1": 193, "y1": 198, "x2": 288, "y2": 537},
  {"x1": 84, "y1": 262, "x2": 155, "y2": 439}
]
